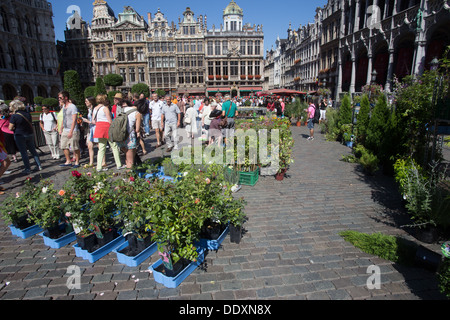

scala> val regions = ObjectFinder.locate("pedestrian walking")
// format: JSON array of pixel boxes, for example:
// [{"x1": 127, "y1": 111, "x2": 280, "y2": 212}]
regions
[
  {"x1": 319, "y1": 98, "x2": 327, "y2": 124},
  {"x1": 92, "y1": 94, "x2": 123, "y2": 172},
  {"x1": 81, "y1": 96, "x2": 104, "y2": 168},
  {"x1": 161, "y1": 95, "x2": 181, "y2": 152},
  {"x1": 39, "y1": 105, "x2": 60, "y2": 159},
  {"x1": 119, "y1": 99, "x2": 139, "y2": 169},
  {"x1": 149, "y1": 93, "x2": 164, "y2": 148},
  {"x1": 184, "y1": 101, "x2": 198, "y2": 139},
  {"x1": 208, "y1": 109, "x2": 223, "y2": 146},
  {"x1": 0, "y1": 102, "x2": 18, "y2": 162},
  {"x1": 221, "y1": 94, "x2": 238, "y2": 146},
  {"x1": 58, "y1": 91, "x2": 81, "y2": 168},
  {"x1": 8, "y1": 100, "x2": 42, "y2": 174},
  {"x1": 0, "y1": 139, "x2": 11, "y2": 194},
  {"x1": 306, "y1": 100, "x2": 316, "y2": 141},
  {"x1": 133, "y1": 98, "x2": 148, "y2": 156},
  {"x1": 139, "y1": 93, "x2": 150, "y2": 137}
]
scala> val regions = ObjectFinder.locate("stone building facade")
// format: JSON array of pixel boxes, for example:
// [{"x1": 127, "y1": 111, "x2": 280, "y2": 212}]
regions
[
  {"x1": 57, "y1": 0, "x2": 264, "y2": 97},
  {"x1": 205, "y1": 0, "x2": 264, "y2": 97},
  {"x1": 266, "y1": 0, "x2": 450, "y2": 101},
  {"x1": 0, "y1": 0, "x2": 62, "y2": 102}
]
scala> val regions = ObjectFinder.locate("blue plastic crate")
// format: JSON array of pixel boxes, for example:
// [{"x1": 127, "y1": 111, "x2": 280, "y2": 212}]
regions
[
  {"x1": 40, "y1": 231, "x2": 77, "y2": 249},
  {"x1": 196, "y1": 225, "x2": 229, "y2": 251},
  {"x1": 9, "y1": 224, "x2": 43, "y2": 239},
  {"x1": 73, "y1": 235, "x2": 125, "y2": 263},
  {"x1": 113, "y1": 240, "x2": 158, "y2": 267},
  {"x1": 149, "y1": 248, "x2": 205, "y2": 288}
]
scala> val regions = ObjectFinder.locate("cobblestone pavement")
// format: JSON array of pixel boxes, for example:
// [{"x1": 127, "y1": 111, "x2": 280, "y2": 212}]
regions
[{"x1": 0, "y1": 125, "x2": 447, "y2": 300}]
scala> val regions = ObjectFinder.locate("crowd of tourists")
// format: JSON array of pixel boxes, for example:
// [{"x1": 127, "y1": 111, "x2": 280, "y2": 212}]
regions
[
  {"x1": 0, "y1": 92, "x2": 245, "y2": 193},
  {"x1": 0, "y1": 91, "x2": 305, "y2": 194}
]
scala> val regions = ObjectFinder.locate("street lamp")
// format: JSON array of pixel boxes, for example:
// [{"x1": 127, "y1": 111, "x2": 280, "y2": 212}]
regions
[
  {"x1": 430, "y1": 57, "x2": 439, "y2": 71},
  {"x1": 371, "y1": 69, "x2": 377, "y2": 84}
]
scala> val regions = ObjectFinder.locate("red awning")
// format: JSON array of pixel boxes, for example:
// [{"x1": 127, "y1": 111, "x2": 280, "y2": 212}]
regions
[
  {"x1": 269, "y1": 89, "x2": 306, "y2": 95},
  {"x1": 240, "y1": 87, "x2": 263, "y2": 91},
  {"x1": 207, "y1": 87, "x2": 231, "y2": 92}
]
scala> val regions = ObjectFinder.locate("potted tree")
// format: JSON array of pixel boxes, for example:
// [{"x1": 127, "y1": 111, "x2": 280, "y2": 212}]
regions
[
  {"x1": 227, "y1": 198, "x2": 246, "y2": 244},
  {"x1": 1, "y1": 178, "x2": 43, "y2": 238},
  {"x1": 113, "y1": 177, "x2": 158, "y2": 266}
]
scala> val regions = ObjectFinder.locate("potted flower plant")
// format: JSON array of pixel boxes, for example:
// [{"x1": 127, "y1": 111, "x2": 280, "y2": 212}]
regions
[
  {"x1": 60, "y1": 170, "x2": 98, "y2": 251},
  {"x1": 1, "y1": 178, "x2": 43, "y2": 238},
  {"x1": 28, "y1": 179, "x2": 72, "y2": 240},
  {"x1": 1, "y1": 178, "x2": 36, "y2": 230},
  {"x1": 114, "y1": 176, "x2": 157, "y2": 261}
]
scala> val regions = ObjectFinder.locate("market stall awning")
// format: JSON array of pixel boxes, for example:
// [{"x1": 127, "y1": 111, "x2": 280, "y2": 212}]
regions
[
  {"x1": 268, "y1": 89, "x2": 307, "y2": 95},
  {"x1": 239, "y1": 87, "x2": 263, "y2": 92},
  {"x1": 207, "y1": 87, "x2": 231, "y2": 92}
]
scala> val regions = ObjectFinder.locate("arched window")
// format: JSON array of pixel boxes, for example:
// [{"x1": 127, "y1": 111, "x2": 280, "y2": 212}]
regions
[
  {"x1": 0, "y1": 7, "x2": 10, "y2": 32},
  {"x1": 8, "y1": 45, "x2": 17, "y2": 70},
  {"x1": 16, "y1": 14, "x2": 23, "y2": 34},
  {"x1": 25, "y1": 16, "x2": 33, "y2": 38},
  {"x1": 31, "y1": 50, "x2": 38, "y2": 72},
  {"x1": 22, "y1": 46, "x2": 30, "y2": 71},
  {"x1": 0, "y1": 46, "x2": 6, "y2": 69},
  {"x1": 34, "y1": 17, "x2": 40, "y2": 40}
]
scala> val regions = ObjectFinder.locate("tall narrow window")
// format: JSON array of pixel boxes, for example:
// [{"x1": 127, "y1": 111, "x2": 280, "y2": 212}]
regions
[
  {"x1": 255, "y1": 41, "x2": 261, "y2": 55},
  {"x1": 215, "y1": 41, "x2": 221, "y2": 55},
  {"x1": 22, "y1": 46, "x2": 29, "y2": 71},
  {"x1": 31, "y1": 50, "x2": 39, "y2": 72},
  {"x1": 0, "y1": 46, "x2": 6, "y2": 69},
  {"x1": 129, "y1": 67, "x2": 135, "y2": 83},
  {"x1": 247, "y1": 41, "x2": 253, "y2": 55},
  {"x1": 136, "y1": 47, "x2": 144, "y2": 61},
  {"x1": 119, "y1": 68, "x2": 126, "y2": 82},
  {"x1": 117, "y1": 48, "x2": 125, "y2": 61},
  {"x1": 240, "y1": 40, "x2": 246, "y2": 55},
  {"x1": 8, "y1": 45, "x2": 17, "y2": 70},
  {"x1": 138, "y1": 68, "x2": 145, "y2": 82},
  {"x1": 207, "y1": 41, "x2": 213, "y2": 55},
  {"x1": 1, "y1": 8, "x2": 10, "y2": 32},
  {"x1": 126, "y1": 47, "x2": 134, "y2": 61}
]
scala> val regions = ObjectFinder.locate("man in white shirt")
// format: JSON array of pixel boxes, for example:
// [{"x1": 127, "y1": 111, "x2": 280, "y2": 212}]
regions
[
  {"x1": 39, "y1": 105, "x2": 60, "y2": 159},
  {"x1": 149, "y1": 93, "x2": 164, "y2": 147},
  {"x1": 58, "y1": 91, "x2": 80, "y2": 168},
  {"x1": 160, "y1": 95, "x2": 181, "y2": 152}
]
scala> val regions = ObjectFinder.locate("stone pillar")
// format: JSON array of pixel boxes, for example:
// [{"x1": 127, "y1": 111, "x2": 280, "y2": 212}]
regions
[
  {"x1": 366, "y1": 53, "x2": 373, "y2": 85},
  {"x1": 354, "y1": 0, "x2": 360, "y2": 32},
  {"x1": 336, "y1": 50, "x2": 343, "y2": 101},
  {"x1": 385, "y1": 48, "x2": 395, "y2": 92},
  {"x1": 350, "y1": 53, "x2": 356, "y2": 94}
]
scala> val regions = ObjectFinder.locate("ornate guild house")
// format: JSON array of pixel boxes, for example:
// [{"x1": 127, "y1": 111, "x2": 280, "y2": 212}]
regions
[
  {"x1": 56, "y1": 0, "x2": 264, "y2": 97},
  {"x1": 265, "y1": 0, "x2": 450, "y2": 101}
]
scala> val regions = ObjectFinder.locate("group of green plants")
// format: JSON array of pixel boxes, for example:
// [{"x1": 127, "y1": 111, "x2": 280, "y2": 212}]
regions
[
  {"x1": 340, "y1": 230, "x2": 450, "y2": 298},
  {"x1": 284, "y1": 99, "x2": 308, "y2": 124},
  {"x1": 323, "y1": 64, "x2": 450, "y2": 232},
  {"x1": 0, "y1": 164, "x2": 246, "y2": 266}
]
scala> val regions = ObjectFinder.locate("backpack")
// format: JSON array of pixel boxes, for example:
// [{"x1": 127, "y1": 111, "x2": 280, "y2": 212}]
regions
[
  {"x1": 108, "y1": 109, "x2": 136, "y2": 143},
  {"x1": 313, "y1": 104, "x2": 320, "y2": 124}
]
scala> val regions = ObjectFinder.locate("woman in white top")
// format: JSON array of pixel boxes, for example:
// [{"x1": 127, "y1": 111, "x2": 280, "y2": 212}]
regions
[
  {"x1": 184, "y1": 103, "x2": 198, "y2": 139},
  {"x1": 119, "y1": 99, "x2": 140, "y2": 169},
  {"x1": 82, "y1": 96, "x2": 104, "y2": 167},
  {"x1": 92, "y1": 94, "x2": 123, "y2": 172},
  {"x1": 39, "y1": 105, "x2": 60, "y2": 159}
]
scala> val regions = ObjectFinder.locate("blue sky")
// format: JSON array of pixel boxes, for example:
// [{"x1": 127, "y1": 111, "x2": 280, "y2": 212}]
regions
[{"x1": 51, "y1": 0, "x2": 326, "y2": 53}]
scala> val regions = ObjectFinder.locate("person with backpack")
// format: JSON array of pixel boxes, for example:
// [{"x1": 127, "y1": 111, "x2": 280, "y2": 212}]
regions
[
  {"x1": 39, "y1": 105, "x2": 60, "y2": 160},
  {"x1": 118, "y1": 99, "x2": 140, "y2": 170},
  {"x1": 306, "y1": 100, "x2": 316, "y2": 141},
  {"x1": 92, "y1": 94, "x2": 124, "y2": 172}
]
